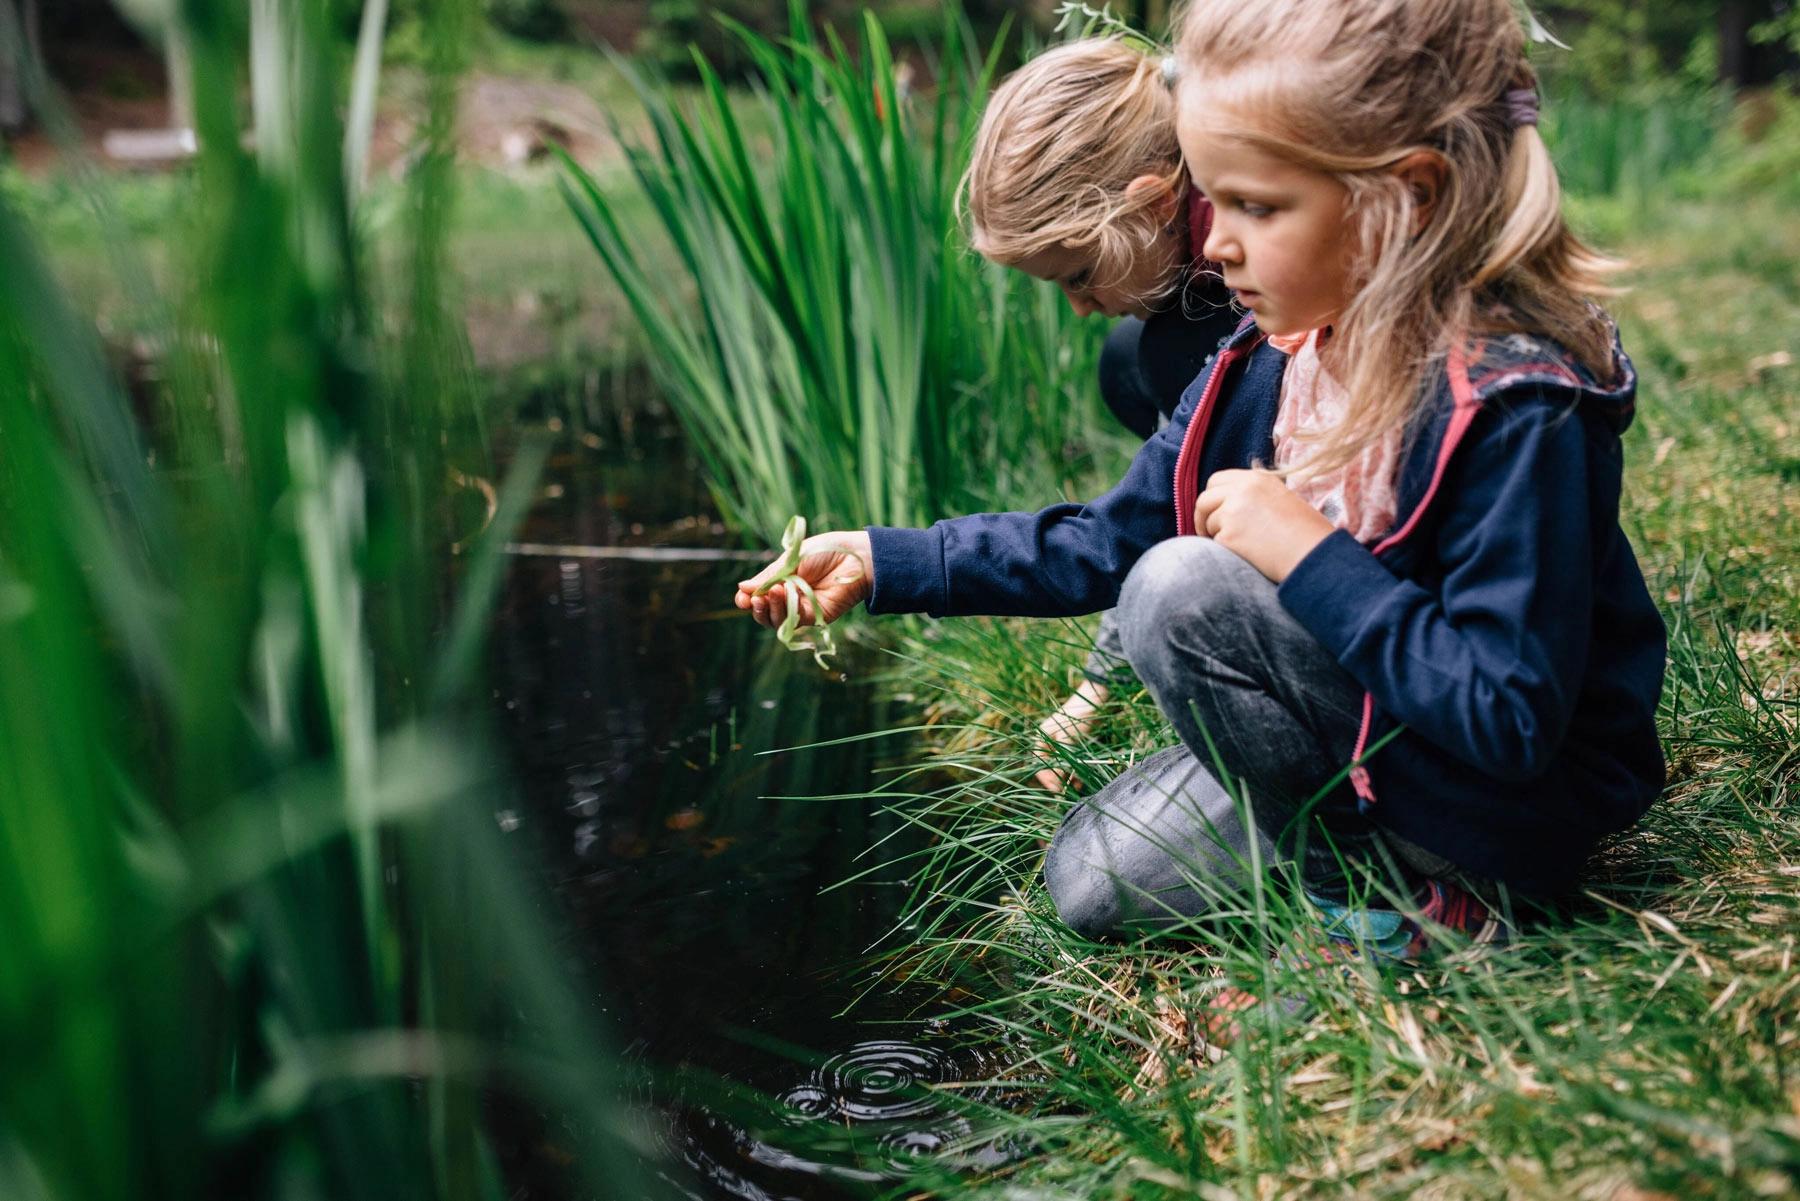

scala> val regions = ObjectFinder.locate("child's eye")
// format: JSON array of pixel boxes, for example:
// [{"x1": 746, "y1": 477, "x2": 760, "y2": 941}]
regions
[
  {"x1": 1066, "y1": 270, "x2": 1092, "y2": 291},
  {"x1": 1238, "y1": 201, "x2": 1274, "y2": 218}
]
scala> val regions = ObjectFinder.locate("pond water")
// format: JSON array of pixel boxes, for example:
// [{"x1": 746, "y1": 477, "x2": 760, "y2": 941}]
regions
[{"x1": 486, "y1": 419, "x2": 1004, "y2": 1199}]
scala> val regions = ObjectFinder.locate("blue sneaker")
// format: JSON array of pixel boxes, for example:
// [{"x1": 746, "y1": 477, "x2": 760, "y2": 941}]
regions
[
  {"x1": 1306, "y1": 878, "x2": 1510, "y2": 963},
  {"x1": 1198, "y1": 879, "x2": 1509, "y2": 1053}
]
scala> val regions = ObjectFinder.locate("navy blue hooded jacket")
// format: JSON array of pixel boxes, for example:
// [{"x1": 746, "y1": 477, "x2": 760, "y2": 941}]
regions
[{"x1": 866, "y1": 321, "x2": 1667, "y2": 896}]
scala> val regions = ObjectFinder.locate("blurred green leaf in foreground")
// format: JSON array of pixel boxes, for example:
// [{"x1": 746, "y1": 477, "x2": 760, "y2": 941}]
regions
[{"x1": 0, "y1": 1, "x2": 668, "y2": 1197}]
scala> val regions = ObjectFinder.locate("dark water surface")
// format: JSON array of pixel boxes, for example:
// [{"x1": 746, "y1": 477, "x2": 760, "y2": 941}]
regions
[{"x1": 486, "y1": 423, "x2": 1000, "y2": 1199}]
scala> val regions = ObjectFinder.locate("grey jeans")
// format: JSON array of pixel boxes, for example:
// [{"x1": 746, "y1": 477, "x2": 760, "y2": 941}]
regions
[{"x1": 1044, "y1": 537, "x2": 1453, "y2": 939}]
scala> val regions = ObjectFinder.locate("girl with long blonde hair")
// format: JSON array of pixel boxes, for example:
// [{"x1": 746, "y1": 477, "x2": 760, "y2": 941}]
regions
[
  {"x1": 735, "y1": 0, "x2": 1665, "y2": 1004},
  {"x1": 963, "y1": 37, "x2": 1238, "y2": 788}
]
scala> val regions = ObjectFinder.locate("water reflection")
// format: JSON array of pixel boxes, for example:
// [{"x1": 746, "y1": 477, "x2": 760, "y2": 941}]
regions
[{"x1": 680, "y1": 1028, "x2": 1014, "y2": 1197}]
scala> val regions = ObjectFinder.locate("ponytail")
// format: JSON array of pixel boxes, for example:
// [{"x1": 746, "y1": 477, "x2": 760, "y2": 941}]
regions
[
  {"x1": 1473, "y1": 124, "x2": 1562, "y2": 287},
  {"x1": 1476, "y1": 82, "x2": 1621, "y2": 372}
]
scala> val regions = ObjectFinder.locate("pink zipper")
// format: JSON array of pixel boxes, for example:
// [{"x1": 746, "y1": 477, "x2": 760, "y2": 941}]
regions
[
  {"x1": 1168, "y1": 338, "x2": 1484, "y2": 806},
  {"x1": 1171, "y1": 340, "x2": 1250, "y2": 536},
  {"x1": 1348, "y1": 693, "x2": 1378, "y2": 803},
  {"x1": 1346, "y1": 342, "x2": 1483, "y2": 806}
]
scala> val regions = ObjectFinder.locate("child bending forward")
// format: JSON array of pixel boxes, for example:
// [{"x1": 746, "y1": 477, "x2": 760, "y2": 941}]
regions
[
  {"x1": 735, "y1": 0, "x2": 1665, "y2": 960},
  {"x1": 961, "y1": 36, "x2": 1239, "y2": 788}
]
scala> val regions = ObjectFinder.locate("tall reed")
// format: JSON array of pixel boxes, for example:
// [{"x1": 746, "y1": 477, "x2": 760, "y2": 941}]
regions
[
  {"x1": 560, "y1": 2, "x2": 1110, "y2": 544},
  {"x1": 1541, "y1": 85, "x2": 1730, "y2": 202},
  {"x1": 0, "y1": 2, "x2": 662, "y2": 1197}
]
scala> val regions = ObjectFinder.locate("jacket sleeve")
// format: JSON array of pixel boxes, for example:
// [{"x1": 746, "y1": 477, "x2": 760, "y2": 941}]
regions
[
  {"x1": 864, "y1": 408, "x2": 1188, "y2": 618},
  {"x1": 1277, "y1": 397, "x2": 1604, "y2": 781}
]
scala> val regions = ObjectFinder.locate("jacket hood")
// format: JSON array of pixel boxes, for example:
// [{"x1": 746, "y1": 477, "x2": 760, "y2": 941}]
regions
[
  {"x1": 1214, "y1": 315, "x2": 1639, "y2": 435},
  {"x1": 1460, "y1": 327, "x2": 1639, "y2": 435}
]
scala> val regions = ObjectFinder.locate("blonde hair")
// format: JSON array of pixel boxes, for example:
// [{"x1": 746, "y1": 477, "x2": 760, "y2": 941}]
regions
[
  {"x1": 1173, "y1": 0, "x2": 1620, "y2": 481},
  {"x1": 960, "y1": 38, "x2": 1186, "y2": 300}
]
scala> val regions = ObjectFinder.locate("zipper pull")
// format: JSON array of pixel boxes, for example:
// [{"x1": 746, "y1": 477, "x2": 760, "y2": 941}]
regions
[{"x1": 1349, "y1": 764, "x2": 1377, "y2": 813}]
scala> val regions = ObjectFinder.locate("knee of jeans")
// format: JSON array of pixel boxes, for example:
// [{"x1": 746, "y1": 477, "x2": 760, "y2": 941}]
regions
[
  {"x1": 1043, "y1": 822, "x2": 1129, "y2": 940},
  {"x1": 1117, "y1": 537, "x2": 1246, "y2": 667}
]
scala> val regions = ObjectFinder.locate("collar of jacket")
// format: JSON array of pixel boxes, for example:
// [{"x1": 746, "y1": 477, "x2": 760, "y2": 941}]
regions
[{"x1": 1169, "y1": 322, "x2": 1633, "y2": 552}]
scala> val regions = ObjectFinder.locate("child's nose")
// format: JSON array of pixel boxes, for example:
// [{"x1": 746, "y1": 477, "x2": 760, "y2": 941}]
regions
[
  {"x1": 1202, "y1": 221, "x2": 1238, "y2": 265},
  {"x1": 1063, "y1": 289, "x2": 1099, "y2": 318}
]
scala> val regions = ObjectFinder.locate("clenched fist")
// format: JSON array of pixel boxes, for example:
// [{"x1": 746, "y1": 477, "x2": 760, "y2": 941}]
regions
[{"x1": 1192, "y1": 469, "x2": 1335, "y2": 583}]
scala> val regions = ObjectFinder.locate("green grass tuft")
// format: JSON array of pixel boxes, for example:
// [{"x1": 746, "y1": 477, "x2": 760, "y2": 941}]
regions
[{"x1": 0, "y1": 3, "x2": 669, "y2": 1197}]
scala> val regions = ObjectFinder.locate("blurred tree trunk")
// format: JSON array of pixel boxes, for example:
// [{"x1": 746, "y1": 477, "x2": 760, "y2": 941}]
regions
[
  {"x1": 0, "y1": 0, "x2": 26, "y2": 134},
  {"x1": 1720, "y1": 1, "x2": 1753, "y2": 85},
  {"x1": 166, "y1": 23, "x2": 193, "y2": 130},
  {"x1": 1718, "y1": 0, "x2": 1783, "y2": 88}
]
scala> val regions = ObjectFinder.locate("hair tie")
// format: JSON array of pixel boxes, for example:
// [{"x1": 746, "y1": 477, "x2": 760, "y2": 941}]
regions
[
  {"x1": 1159, "y1": 56, "x2": 1180, "y2": 89},
  {"x1": 1503, "y1": 87, "x2": 1540, "y2": 128}
]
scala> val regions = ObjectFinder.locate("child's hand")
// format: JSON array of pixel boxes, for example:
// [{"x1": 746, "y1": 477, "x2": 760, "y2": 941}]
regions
[
  {"x1": 1033, "y1": 679, "x2": 1109, "y2": 794},
  {"x1": 735, "y1": 530, "x2": 874, "y2": 631},
  {"x1": 1193, "y1": 469, "x2": 1335, "y2": 582}
]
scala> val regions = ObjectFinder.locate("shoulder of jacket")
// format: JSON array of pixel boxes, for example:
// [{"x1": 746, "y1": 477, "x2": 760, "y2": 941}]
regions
[{"x1": 1455, "y1": 332, "x2": 1592, "y2": 404}]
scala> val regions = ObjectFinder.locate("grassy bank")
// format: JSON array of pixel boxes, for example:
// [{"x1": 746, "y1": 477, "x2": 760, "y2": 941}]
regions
[
  {"x1": 0, "y1": 29, "x2": 689, "y2": 393},
  {"x1": 855, "y1": 191, "x2": 1799, "y2": 1196},
  {"x1": 0, "y1": 158, "x2": 659, "y2": 385}
]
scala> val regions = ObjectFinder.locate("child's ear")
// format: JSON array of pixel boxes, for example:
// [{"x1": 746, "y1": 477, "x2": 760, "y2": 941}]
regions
[
  {"x1": 1124, "y1": 173, "x2": 1181, "y2": 225},
  {"x1": 1391, "y1": 151, "x2": 1449, "y2": 235}
]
